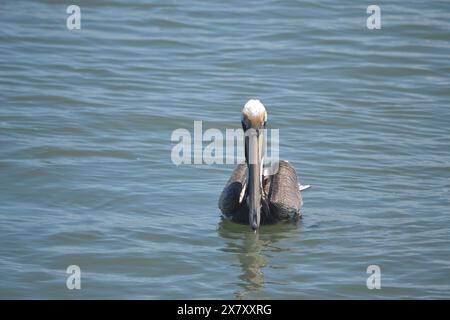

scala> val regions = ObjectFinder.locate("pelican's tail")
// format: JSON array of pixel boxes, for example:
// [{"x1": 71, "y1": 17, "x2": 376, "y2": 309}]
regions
[{"x1": 299, "y1": 184, "x2": 311, "y2": 192}]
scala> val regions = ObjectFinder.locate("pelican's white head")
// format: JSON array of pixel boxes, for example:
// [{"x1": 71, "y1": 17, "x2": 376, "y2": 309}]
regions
[{"x1": 241, "y1": 99, "x2": 267, "y2": 131}]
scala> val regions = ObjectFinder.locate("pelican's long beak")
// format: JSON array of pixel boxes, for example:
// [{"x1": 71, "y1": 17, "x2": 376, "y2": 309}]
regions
[
  {"x1": 242, "y1": 99, "x2": 267, "y2": 231},
  {"x1": 246, "y1": 129, "x2": 263, "y2": 230}
]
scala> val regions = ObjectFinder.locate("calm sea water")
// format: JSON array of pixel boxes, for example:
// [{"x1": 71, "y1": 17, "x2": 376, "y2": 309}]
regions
[{"x1": 1, "y1": 0, "x2": 449, "y2": 299}]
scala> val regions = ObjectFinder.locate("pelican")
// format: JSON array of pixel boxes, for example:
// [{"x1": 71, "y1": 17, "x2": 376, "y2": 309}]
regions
[{"x1": 218, "y1": 99, "x2": 310, "y2": 231}]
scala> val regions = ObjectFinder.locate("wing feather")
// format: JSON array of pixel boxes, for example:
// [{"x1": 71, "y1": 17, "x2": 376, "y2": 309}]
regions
[
  {"x1": 268, "y1": 160, "x2": 302, "y2": 219},
  {"x1": 218, "y1": 162, "x2": 247, "y2": 215}
]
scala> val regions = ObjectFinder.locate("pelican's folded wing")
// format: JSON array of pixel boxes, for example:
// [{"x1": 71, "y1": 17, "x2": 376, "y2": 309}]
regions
[
  {"x1": 268, "y1": 160, "x2": 302, "y2": 219},
  {"x1": 218, "y1": 162, "x2": 247, "y2": 215}
]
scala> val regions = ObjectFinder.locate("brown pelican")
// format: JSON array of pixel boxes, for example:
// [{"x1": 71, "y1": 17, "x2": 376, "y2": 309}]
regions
[{"x1": 218, "y1": 99, "x2": 310, "y2": 231}]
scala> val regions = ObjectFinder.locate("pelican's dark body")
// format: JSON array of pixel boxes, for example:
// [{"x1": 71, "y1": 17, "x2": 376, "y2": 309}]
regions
[{"x1": 218, "y1": 160, "x2": 303, "y2": 225}]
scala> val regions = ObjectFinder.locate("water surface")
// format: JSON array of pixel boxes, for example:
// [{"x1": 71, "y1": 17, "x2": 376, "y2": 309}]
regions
[{"x1": 1, "y1": 0, "x2": 449, "y2": 299}]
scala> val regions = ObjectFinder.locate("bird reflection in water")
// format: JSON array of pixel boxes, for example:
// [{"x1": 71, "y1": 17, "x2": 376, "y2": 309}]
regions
[{"x1": 217, "y1": 218, "x2": 301, "y2": 299}]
